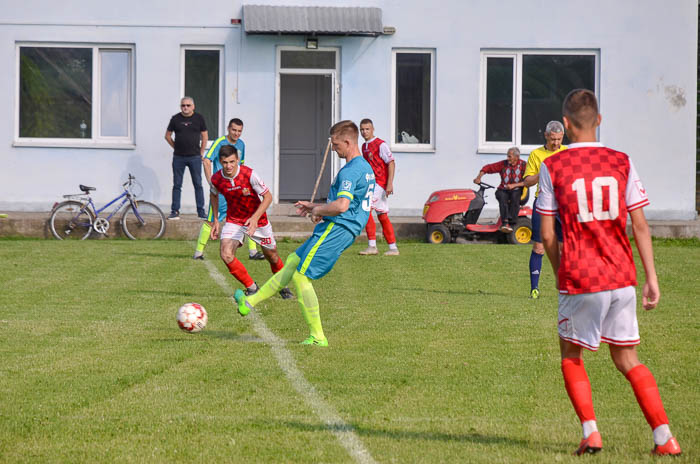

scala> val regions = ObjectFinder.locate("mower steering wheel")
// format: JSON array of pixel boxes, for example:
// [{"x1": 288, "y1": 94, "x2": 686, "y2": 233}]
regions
[{"x1": 476, "y1": 181, "x2": 495, "y2": 190}]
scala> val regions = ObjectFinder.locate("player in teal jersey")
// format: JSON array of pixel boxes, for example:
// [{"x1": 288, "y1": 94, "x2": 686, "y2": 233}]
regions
[
  {"x1": 194, "y1": 118, "x2": 263, "y2": 261},
  {"x1": 234, "y1": 120, "x2": 375, "y2": 346}
]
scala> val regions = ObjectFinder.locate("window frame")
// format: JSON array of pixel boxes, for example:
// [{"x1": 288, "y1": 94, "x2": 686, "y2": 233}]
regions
[
  {"x1": 390, "y1": 48, "x2": 436, "y2": 153},
  {"x1": 478, "y1": 49, "x2": 600, "y2": 154},
  {"x1": 14, "y1": 42, "x2": 135, "y2": 148},
  {"x1": 180, "y1": 45, "x2": 224, "y2": 147}
]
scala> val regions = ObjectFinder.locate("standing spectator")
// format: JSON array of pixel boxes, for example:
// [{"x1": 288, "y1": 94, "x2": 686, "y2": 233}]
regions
[
  {"x1": 523, "y1": 121, "x2": 567, "y2": 299},
  {"x1": 537, "y1": 89, "x2": 680, "y2": 456},
  {"x1": 164, "y1": 96, "x2": 208, "y2": 220},
  {"x1": 473, "y1": 147, "x2": 527, "y2": 232},
  {"x1": 358, "y1": 119, "x2": 399, "y2": 256},
  {"x1": 194, "y1": 118, "x2": 263, "y2": 261}
]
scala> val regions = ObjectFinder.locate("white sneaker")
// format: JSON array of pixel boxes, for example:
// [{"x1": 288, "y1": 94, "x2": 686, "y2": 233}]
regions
[
  {"x1": 384, "y1": 249, "x2": 400, "y2": 256},
  {"x1": 359, "y1": 246, "x2": 379, "y2": 255}
]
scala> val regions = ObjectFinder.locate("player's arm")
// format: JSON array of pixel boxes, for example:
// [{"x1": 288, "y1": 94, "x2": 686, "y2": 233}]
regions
[
  {"x1": 523, "y1": 173, "x2": 539, "y2": 188},
  {"x1": 541, "y1": 214, "x2": 559, "y2": 286},
  {"x1": 523, "y1": 152, "x2": 540, "y2": 187},
  {"x1": 630, "y1": 205, "x2": 659, "y2": 310},
  {"x1": 246, "y1": 190, "x2": 272, "y2": 237},
  {"x1": 202, "y1": 158, "x2": 213, "y2": 186},
  {"x1": 295, "y1": 198, "x2": 350, "y2": 223},
  {"x1": 385, "y1": 161, "x2": 395, "y2": 195}
]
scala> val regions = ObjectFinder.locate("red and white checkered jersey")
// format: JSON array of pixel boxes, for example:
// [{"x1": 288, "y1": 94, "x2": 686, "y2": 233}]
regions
[
  {"x1": 362, "y1": 137, "x2": 394, "y2": 189},
  {"x1": 536, "y1": 142, "x2": 649, "y2": 294},
  {"x1": 211, "y1": 165, "x2": 269, "y2": 227}
]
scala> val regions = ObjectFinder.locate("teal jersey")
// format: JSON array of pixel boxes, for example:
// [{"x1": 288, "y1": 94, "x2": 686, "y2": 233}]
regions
[
  {"x1": 324, "y1": 156, "x2": 375, "y2": 236},
  {"x1": 205, "y1": 136, "x2": 246, "y2": 173}
]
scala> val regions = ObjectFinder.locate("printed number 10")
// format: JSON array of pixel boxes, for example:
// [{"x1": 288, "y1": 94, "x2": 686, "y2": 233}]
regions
[{"x1": 572, "y1": 177, "x2": 619, "y2": 222}]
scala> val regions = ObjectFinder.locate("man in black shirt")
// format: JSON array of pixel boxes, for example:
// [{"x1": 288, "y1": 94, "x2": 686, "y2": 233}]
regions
[{"x1": 165, "y1": 97, "x2": 209, "y2": 219}]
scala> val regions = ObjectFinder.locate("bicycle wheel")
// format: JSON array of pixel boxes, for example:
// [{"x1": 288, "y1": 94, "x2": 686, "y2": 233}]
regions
[
  {"x1": 121, "y1": 201, "x2": 166, "y2": 239},
  {"x1": 49, "y1": 201, "x2": 94, "y2": 240}
]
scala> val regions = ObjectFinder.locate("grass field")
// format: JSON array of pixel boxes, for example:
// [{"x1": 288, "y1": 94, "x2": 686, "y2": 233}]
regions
[{"x1": 0, "y1": 238, "x2": 698, "y2": 463}]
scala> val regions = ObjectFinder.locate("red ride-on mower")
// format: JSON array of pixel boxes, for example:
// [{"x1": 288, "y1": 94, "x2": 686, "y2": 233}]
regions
[{"x1": 422, "y1": 182, "x2": 533, "y2": 245}]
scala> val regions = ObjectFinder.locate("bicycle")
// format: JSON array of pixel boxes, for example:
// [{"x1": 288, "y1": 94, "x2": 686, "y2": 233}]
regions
[{"x1": 49, "y1": 174, "x2": 166, "y2": 240}]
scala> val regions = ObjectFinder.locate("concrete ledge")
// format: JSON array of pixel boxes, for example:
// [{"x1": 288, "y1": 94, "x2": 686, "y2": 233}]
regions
[{"x1": 1, "y1": 211, "x2": 698, "y2": 240}]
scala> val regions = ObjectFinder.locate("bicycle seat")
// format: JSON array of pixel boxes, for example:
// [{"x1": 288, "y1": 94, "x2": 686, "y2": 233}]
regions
[{"x1": 79, "y1": 185, "x2": 96, "y2": 193}]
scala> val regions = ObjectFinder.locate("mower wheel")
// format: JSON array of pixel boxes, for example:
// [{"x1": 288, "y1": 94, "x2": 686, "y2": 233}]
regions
[
  {"x1": 508, "y1": 217, "x2": 532, "y2": 245},
  {"x1": 426, "y1": 224, "x2": 451, "y2": 244}
]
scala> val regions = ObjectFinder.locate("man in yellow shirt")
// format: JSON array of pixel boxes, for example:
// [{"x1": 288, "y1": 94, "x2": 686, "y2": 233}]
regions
[{"x1": 523, "y1": 121, "x2": 567, "y2": 299}]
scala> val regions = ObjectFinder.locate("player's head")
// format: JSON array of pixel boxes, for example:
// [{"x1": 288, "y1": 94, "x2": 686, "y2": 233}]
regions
[
  {"x1": 562, "y1": 89, "x2": 600, "y2": 131},
  {"x1": 227, "y1": 118, "x2": 244, "y2": 142},
  {"x1": 544, "y1": 120, "x2": 564, "y2": 151},
  {"x1": 329, "y1": 120, "x2": 359, "y2": 159},
  {"x1": 180, "y1": 96, "x2": 195, "y2": 116},
  {"x1": 359, "y1": 118, "x2": 374, "y2": 141},
  {"x1": 219, "y1": 144, "x2": 239, "y2": 176},
  {"x1": 506, "y1": 146, "x2": 520, "y2": 165}
]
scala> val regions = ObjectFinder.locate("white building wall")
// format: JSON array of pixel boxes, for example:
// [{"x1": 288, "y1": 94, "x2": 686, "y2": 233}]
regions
[{"x1": 0, "y1": 0, "x2": 697, "y2": 219}]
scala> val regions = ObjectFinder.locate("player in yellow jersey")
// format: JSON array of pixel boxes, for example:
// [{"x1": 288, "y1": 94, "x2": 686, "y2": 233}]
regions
[{"x1": 523, "y1": 121, "x2": 567, "y2": 299}]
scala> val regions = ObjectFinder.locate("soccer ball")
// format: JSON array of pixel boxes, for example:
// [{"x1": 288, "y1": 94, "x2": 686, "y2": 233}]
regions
[{"x1": 177, "y1": 303, "x2": 208, "y2": 333}]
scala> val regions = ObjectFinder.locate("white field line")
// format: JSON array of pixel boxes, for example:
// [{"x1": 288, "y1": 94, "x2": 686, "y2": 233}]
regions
[{"x1": 204, "y1": 260, "x2": 377, "y2": 464}]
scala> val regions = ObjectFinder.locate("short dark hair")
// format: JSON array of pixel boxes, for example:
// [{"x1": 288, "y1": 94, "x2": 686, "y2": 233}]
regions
[
  {"x1": 228, "y1": 118, "x2": 244, "y2": 127},
  {"x1": 360, "y1": 118, "x2": 373, "y2": 126},
  {"x1": 562, "y1": 89, "x2": 599, "y2": 129},
  {"x1": 330, "y1": 120, "x2": 359, "y2": 139},
  {"x1": 219, "y1": 144, "x2": 238, "y2": 159}
]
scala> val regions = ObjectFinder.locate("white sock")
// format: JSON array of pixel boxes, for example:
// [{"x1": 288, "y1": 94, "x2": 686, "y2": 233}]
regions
[
  {"x1": 653, "y1": 424, "x2": 672, "y2": 446},
  {"x1": 368, "y1": 240, "x2": 377, "y2": 248},
  {"x1": 247, "y1": 282, "x2": 258, "y2": 292},
  {"x1": 388, "y1": 243, "x2": 398, "y2": 250},
  {"x1": 582, "y1": 420, "x2": 598, "y2": 439}
]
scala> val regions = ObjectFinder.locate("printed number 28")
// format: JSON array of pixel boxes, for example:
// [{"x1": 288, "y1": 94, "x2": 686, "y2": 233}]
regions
[
  {"x1": 362, "y1": 184, "x2": 375, "y2": 212},
  {"x1": 572, "y1": 176, "x2": 619, "y2": 223}
]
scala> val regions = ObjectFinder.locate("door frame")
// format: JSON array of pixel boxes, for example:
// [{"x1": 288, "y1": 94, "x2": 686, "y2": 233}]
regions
[{"x1": 274, "y1": 45, "x2": 340, "y2": 204}]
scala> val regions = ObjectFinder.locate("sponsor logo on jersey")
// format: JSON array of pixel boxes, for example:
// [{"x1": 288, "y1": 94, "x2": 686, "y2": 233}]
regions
[
  {"x1": 342, "y1": 180, "x2": 352, "y2": 190},
  {"x1": 242, "y1": 187, "x2": 251, "y2": 196}
]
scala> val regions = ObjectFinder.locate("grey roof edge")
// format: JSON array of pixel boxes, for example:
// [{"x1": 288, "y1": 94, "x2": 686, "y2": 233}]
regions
[{"x1": 243, "y1": 4, "x2": 384, "y2": 36}]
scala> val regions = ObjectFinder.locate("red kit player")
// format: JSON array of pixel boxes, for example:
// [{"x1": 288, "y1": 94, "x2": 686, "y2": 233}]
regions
[
  {"x1": 537, "y1": 89, "x2": 680, "y2": 456},
  {"x1": 358, "y1": 119, "x2": 399, "y2": 256}
]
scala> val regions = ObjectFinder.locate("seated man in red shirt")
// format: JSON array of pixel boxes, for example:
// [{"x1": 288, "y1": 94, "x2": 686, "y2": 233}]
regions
[
  {"x1": 210, "y1": 145, "x2": 292, "y2": 299},
  {"x1": 473, "y1": 147, "x2": 527, "y2": 232}
]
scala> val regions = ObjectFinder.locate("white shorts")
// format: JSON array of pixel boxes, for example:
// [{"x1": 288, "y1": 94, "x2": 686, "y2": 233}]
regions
[
  {"x1": 557, "y1": 286, "x2": 639, "y2": 351},
  {"x1": 220, "y1": 222, "x2": 277, "y2": 249},
  {"x1": 371, "y1": 184, "x2": 390, "y2": 214}
]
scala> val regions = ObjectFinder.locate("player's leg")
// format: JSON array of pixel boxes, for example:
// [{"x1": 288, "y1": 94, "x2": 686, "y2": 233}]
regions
[
  {"x1": 359, "y1": 212, "x2": 378, "y2": 255},
  {"x1": 219, "y1": 223, "x2": 256, "y2": 294},
  {"x1": 234, "y1": 252, "x2": 301, "y2": 316},
  {"x1": 529, "y1": 199, "x2": 544, "y2": 298},
  {"x1": 604, "y1": 287, "x2": 680, "y2": 455},
  {"x1": 247, "y1": 236, "x2": 263, "y2": 260},
  {"x1": 291, "y1": 271, "x2": 327, "y2": 346},
  {"x1": 170, "y1": 156, "x2": 186, "y2": 219},
  {"x1": 558, "y1": 292, "x2": 608, "y2": 455},
  {"x1": 495, "y1": 189, "x2": 511, "y2": 233},
  {"x1": 193, "y1": 205, "x2": 215, "y2": 259},
  {"x1": 253, "y1": 224, "x2": 294, "y2": 300},
  {"x1": 377, "y1": 213, "x2": 398, "y2": 255}
]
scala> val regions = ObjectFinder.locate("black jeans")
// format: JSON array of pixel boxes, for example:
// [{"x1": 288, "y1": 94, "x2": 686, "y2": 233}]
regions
[
  {"x1": 171, "y1": 155, "x2": 205, "y2": 215},
  {"x1": 495, "y1": 188, "x2": 522, "y2": 225}
]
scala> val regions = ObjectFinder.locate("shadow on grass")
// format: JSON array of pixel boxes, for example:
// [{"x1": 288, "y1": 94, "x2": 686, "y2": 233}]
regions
[
  {"x1": 391, "y1": 286, "x2": 512, "y2": 297},
  {"x1": 281, "y1": 420, "x2": 555, "y2": 450}
]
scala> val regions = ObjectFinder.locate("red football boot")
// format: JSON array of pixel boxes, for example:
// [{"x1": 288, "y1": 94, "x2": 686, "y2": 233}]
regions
[
  {"x1": 574, "y1": 431, "x2": 602, "y2": 456},
  {"x1": 651, "y1": 437, "x2": 681, "y2": 456}
]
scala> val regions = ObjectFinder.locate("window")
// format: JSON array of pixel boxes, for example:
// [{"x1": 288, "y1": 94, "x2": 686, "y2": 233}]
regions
[
  {"x1": 479, "y1": 50, "x2": 598, "y2": 152},
  {"x1": 182, "y1": 47, "x2": 223, "y2": 141},
  {"x1": 391, "y1": 49, "x2": 435, "y2": 151},
  {"x1": 16, "y1": 44, "x2": 134, "y2": 146}
]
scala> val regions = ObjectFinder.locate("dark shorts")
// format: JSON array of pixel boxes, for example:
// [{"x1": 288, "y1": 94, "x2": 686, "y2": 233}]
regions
[{"x1": 532, "y1": 197, "x2": 563, "y2": 243}]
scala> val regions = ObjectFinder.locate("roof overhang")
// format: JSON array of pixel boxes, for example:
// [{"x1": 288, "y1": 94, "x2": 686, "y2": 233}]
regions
[{"x1": 243, "y1": 5, "x2": 384, "y2": 36}]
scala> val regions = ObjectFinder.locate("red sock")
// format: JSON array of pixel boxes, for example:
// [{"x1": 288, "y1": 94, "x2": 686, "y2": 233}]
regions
[
  {"x1": 561, "y1": 358, "x2": 596, "y2": 423},
  {"x1": 365, "y1": 214, "x2": 376, "y2": 240},
  {"x1": 625, "y1": 364, "x2": 669, "y2": 429},
  {"x1": 377, "y1": 213, "x2": 396, "y2": 244},
  {"x1": 226, "y1": 258, "x2": 254, "y2": 288},
  {"x1": 269, "y1": 256, "x2": 284, "y2": 274}
]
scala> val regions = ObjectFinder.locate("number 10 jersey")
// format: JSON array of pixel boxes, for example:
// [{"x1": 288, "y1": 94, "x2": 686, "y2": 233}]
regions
[{"x1": 536, "y1": 142, "x2": 649, "y2": 295}]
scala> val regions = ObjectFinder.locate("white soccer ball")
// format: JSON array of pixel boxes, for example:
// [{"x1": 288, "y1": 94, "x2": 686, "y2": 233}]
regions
[{"x1": 177, "y1": 303, "x2": 208, "y2": 333}]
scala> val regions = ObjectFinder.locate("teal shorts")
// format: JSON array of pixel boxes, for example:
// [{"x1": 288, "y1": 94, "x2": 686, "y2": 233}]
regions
[
  {"x1": 295, "y1": 221, "x2": 355, "y2": 280},
  {"x1": 207, "y1": 193, "x2": 227, "y2": 222}
]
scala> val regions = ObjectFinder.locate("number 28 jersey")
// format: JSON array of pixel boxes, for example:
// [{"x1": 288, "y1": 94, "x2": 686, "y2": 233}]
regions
[{"x1": 536, "y1": 142, "x2": 649, "y2": 295}]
